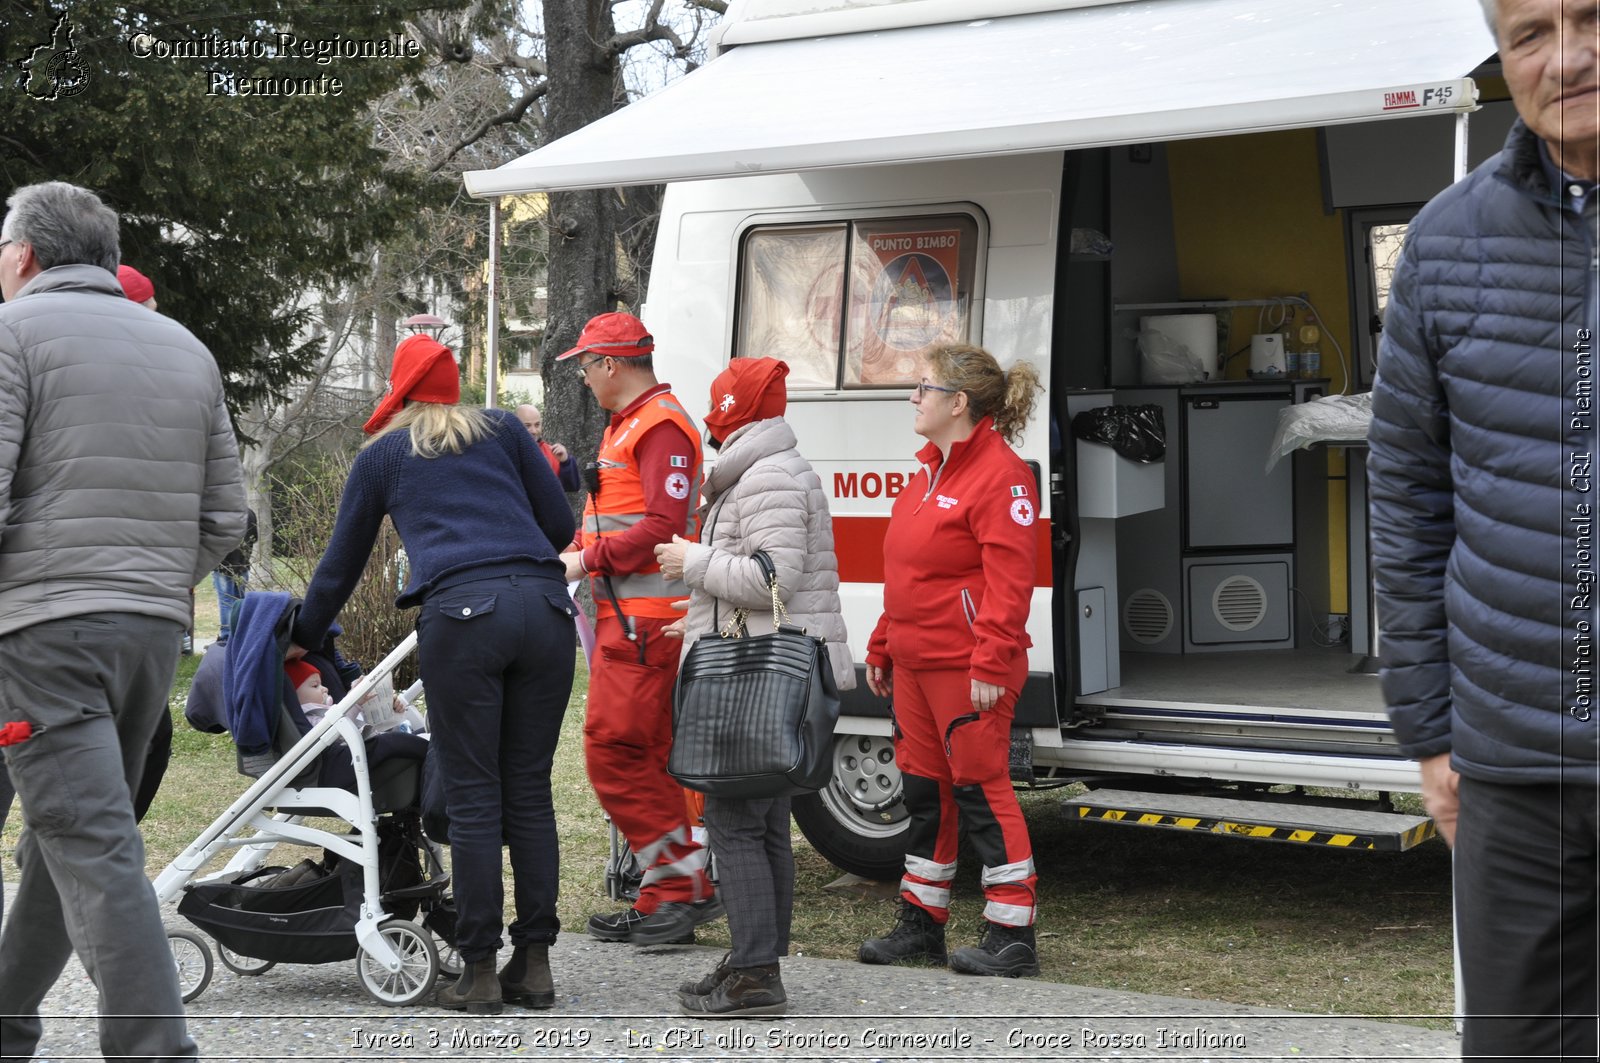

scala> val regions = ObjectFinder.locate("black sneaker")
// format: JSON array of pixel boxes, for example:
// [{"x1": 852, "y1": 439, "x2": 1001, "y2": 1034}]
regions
[
  {"x1": 586, "y1": 907, "x2": 677, "y2": 943},
  {"x1": 629, "y1": 895, "x2": 726, "y2": 945},
  {"x1": 948, "y1": 921, "x2": 1040, "y2": 977},
  {"x1": 858, "y1": 899, "x2": 947, "y2": 966}
]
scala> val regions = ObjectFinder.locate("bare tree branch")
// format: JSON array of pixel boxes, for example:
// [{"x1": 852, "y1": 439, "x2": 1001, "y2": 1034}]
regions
[{"x1": 430, "y1": 80, "x2": 550, "y2": 173}]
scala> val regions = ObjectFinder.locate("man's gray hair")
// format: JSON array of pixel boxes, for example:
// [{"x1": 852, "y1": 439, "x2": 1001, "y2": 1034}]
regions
[
  {"x1": 1480, "y1": 0, "x2": 1498, "y2": 37},
  {"x1": 1, "y1": 182, "x2": 120, "y2": 274}
]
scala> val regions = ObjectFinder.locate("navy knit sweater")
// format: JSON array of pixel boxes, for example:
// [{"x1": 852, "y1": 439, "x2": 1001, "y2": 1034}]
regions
[{"x1": 293, "y1": 407, "x2": 574, "y2": 649}]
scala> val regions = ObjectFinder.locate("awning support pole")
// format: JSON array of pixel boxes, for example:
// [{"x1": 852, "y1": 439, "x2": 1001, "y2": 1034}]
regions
[
  {"x1": 486, "y1": 197, "x2": 502, "y2": 410},
  {"x1": 1453, "y1": 111, "x2": 1471, "y2": 183}
]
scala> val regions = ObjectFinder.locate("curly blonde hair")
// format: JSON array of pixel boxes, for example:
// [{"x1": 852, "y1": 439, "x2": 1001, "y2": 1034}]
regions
[{"x1": 925, "y1": 344, "x2": 1043, "y2": 446}]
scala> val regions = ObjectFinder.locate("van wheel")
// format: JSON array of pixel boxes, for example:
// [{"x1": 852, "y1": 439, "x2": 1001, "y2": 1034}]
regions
[{"x1": 792, "y1": 731, "x2": 907, "y2": 882}]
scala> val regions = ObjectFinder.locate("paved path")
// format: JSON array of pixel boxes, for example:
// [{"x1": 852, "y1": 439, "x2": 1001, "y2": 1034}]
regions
[{"x1": 10, "y1": 904, "x2": 1459, "y2": 1062}]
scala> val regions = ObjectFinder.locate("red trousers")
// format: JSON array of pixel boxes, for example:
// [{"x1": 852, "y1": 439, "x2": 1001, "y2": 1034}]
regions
[
  {"x1": 584, "y1": 614, "x2": 711, "y2": 911},
  {"x1": 892, "y1": 666, "x2": 1036, "y2": 927}
]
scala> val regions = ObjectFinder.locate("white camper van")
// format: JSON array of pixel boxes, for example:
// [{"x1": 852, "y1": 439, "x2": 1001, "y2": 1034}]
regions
[{"x1": 466, "y1": 0, "x2": 1503, "y2": 879}]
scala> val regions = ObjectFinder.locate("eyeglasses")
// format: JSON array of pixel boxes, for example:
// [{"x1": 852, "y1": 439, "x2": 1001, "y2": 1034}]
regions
[
  {"x1": 574, "y1": 354, "x2": 607, "y2": 379},
  {"x1": 914, "y1": 381, "x2": 959, "y2": 399},
  {"x1": 0, "y1": 239, "x2": 13, "y2": 252}
]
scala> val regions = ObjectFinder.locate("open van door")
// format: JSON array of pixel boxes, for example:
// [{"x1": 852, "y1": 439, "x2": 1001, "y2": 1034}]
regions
[{"x1": 465, "y1": 0, "x2": 1494, "y2": 878}]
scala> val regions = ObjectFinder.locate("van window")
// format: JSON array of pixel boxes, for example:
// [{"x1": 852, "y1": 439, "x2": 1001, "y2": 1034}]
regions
[{"x1": 736, "y1": 213, "x2": 981, "y2": 389}]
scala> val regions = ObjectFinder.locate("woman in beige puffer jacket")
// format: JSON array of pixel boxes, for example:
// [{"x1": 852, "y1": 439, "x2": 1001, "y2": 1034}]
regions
[{"x1": 655, "y1": 357, "x2": 853, "y2": 1018}]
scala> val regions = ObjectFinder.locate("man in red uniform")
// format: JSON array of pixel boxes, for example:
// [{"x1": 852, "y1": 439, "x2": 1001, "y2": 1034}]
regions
[
  {"x1": 558, "y1": 312, "x2": 722, "y2": 945},
  {"x1": 516, "y1": 403, "x2": 580, "y2": 491}
]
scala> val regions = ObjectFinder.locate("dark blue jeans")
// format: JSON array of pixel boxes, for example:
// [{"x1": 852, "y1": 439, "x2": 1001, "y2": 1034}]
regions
[
  {"x1": 417, "y1": 569, "x2": 576, "y2": 963},
  {"x1": 211, "y1": 570, "x2": 244, "y2": 643}
]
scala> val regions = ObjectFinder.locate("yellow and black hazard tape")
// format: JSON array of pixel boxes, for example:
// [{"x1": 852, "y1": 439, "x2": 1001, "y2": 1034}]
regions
[{"x1": 1074, "y1": 805, "x2": 1438, "y2": 851}]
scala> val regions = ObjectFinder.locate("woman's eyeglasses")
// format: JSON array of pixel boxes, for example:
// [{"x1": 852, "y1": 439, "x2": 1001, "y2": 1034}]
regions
[{"x1": 914, "y1": 381, "x2": 958, "y2": 399}]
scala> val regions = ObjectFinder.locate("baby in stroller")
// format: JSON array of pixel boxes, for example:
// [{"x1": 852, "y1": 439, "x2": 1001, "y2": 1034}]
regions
[{"x1": 162, "y1": 592, "x2": 456, "y2": 1006}]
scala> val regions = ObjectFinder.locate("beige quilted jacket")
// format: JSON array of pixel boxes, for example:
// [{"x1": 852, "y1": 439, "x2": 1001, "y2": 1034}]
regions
[{"x1": 678, "y1": 416, "x2": 854, "y2": 690}]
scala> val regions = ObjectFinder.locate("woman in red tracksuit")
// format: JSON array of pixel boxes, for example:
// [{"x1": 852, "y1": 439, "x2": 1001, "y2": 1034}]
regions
[{"x1": 858, "y1": 343, "x2": 1043, "y2": 978}]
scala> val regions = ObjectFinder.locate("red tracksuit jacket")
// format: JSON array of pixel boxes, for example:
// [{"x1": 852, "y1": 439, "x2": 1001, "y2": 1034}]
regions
[{"x1": 866, "y1": 417, "x2": 1038, "y2": 687}]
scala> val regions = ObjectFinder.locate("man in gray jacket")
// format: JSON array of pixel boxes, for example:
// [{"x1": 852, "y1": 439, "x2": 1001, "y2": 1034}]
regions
[
  {"x1": 1367, "y1": 1, "x2": 1598, "y2": 1058},
  {"x1": 0, "y1": 182, "x2": 245, "y2": 1060}
]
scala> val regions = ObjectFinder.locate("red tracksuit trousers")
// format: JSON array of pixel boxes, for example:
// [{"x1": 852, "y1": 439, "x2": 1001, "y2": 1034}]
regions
[
  {"x1": 584, "y1": 615, "x2": 712, "y2": 911},
  {"x1": 892, "y1": 667, "x2": 1037, "y2": 927}
]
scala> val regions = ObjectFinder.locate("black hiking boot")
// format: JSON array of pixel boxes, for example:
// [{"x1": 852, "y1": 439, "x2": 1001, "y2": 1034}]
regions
[
  {"x1": 678, "y1": 962, "x2": 787, "y2": 1017},
  {"x1": 587, "y1": 907, "x2": 691, "y2": 944},
  {"x1": 498, "y1": 944, "x2": 554, "y2": 1009},
  {"x1": 857, "y1": 900, "x2": 947, "y2": 966},
  {"x1": 434, "y1": 957, "x2": 504, "y2": 1013},
  {"x1": 948, "y1": 921, "x2": 1040, "y2": 977},
  {"x1": 629, "y1": 895, "x2": 726, "y2": 945},
  {"x1": 678, "y1": 951, "x2": 734, "y2": 998}
]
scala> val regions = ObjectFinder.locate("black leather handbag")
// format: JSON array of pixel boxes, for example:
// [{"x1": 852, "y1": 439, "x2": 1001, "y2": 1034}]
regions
[{"x1": 669, "y1": 552, "x2": 840, "y2": 798}]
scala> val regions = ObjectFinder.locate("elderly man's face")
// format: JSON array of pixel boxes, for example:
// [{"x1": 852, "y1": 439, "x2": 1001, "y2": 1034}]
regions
[
  {"x1": 0, "y1": 224, "x2": 30, "y2": 303},
  {"x1": 1499, "y1": 0, "x2": 1600, "y2": 179},
  {"x1": 516, "y1": 405, "x2": 542, "y2": 439}
]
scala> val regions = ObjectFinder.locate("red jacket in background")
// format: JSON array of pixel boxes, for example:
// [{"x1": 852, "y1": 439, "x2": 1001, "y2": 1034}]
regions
[{"x1": 867, "y1": 417, "x2": 1037, "y2": 687}]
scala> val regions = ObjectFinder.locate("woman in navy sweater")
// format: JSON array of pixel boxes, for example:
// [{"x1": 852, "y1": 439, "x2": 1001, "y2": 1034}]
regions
[{"x1": 292, "y1": 335, "x2": 577, "y2": 1014}]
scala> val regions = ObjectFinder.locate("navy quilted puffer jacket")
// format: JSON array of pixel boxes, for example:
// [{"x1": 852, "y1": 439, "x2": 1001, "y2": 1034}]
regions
[{"x1": 1368, "y1": 118, "x2": 1600, "y2": 784}]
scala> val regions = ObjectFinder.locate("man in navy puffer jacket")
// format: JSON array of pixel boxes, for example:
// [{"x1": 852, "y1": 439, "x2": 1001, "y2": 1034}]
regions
[{"x1": 1368, "y1": 1, "x2": 1598, "y2": 1058}]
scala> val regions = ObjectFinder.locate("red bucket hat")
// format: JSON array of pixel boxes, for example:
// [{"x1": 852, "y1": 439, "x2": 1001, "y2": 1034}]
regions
[
  {"x1": 702, "y1": 357, "x2": 790, "y2": 436},
  {"x1": 117, "y1": 265, "x2": 154, "y2": 304},
  {"x1": 364, "y1": 335, "x2": 460, "y2": 434},
  {"x1": 556, "y1": 312, "x2": 654, "y2": 362}
]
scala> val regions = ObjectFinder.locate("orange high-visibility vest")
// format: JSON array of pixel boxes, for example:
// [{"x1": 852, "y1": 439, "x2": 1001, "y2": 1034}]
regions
[{"x1": 580, "y1": 390, "x2": 703, "y2": 620}]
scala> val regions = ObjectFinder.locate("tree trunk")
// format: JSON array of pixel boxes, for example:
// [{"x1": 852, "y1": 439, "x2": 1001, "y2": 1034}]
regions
[
  {"x1": 539, "y1": 0, "x2": 622, "y2": 507},
  {"x1": 239, "y1": 402, "x2": 278, "y2": 587}
]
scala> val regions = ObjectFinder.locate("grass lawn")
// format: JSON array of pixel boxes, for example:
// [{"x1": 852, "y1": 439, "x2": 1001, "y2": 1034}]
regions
[{"x1": 2, "y1": 580, "x2": 1456, "y2": 1026}]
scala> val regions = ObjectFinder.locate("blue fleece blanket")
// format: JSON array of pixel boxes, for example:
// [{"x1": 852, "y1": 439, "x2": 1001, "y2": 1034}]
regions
[{"x1": 223, "y1": 591, "x2": 295, "y2": 755}]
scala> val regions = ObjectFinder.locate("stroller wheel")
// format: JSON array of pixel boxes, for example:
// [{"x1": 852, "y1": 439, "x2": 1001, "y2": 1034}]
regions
[
  {"x1": 167, "y1": 929, "x2": 213, "y2": 1004},
  {"x1": 216, "y1": 943, "x2": 277, "y2": 977},
  {"x1": 435, "y1": 939, "x2": 463, "y2": 980},
  {"x1": 356, "y1": 919, "x2": 438, "y2": 1007}
]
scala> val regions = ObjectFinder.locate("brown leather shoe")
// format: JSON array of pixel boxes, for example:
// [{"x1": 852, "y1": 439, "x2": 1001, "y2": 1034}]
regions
[
  {"x1": 678, "y1": 962, "x2": 786, "y2": 1017},
  {"x1": 435, "y1": 958, "x2": 504, "y2": 1014},
  {"x1": 677, "y1": 951, "x2": 734, "y2": 999}
]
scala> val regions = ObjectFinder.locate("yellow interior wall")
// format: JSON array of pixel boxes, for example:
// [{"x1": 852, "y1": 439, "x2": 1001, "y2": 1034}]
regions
[{"x1": 1166, "y1": 129, "x2": 1351, "y2": 613}]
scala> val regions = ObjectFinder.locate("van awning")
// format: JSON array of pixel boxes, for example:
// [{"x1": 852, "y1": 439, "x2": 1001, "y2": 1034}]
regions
[{"x1": 463, "y1": 0, "x2": 1495, "y2": 198}]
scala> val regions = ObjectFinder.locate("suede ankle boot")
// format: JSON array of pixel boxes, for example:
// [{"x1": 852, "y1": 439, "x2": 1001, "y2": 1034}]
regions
[
  {"x1": 435, "y1": 957, "x2": 504, "y2": 1014},
  {"x1": 499, "y1": 944, "x2": 554, "y2": 1009}
]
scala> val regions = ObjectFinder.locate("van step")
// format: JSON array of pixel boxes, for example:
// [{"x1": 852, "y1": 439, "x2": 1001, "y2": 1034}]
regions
[{"x1": 1069, "y1": 788, "x2": 1436, "y2": 851}]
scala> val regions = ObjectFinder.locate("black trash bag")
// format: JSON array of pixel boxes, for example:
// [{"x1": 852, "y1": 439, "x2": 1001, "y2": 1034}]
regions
[{"x1": 1071, "y1": 404, "x2": 1166, "y2": 463}]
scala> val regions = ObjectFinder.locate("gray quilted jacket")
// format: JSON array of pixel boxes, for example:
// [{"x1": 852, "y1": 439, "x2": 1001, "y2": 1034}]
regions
[
  {"x1": 0, "y1": 265, "x2": 247, "y2": 637},
  {"x1": 679, "y1": 416, "x2": 855, "y2": 690},
  {"x1": 1368, "y1": 119, "x2": 1600, "y2": 783}
]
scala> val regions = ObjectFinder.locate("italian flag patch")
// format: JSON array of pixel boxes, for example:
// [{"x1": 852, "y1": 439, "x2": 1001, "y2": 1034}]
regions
[
  {"x1": 669, "y1": 455, "x2": 689, "y2": 468},
  {"x1": 1011, "y1": 485, "x2": 1028, "y2": 497}
]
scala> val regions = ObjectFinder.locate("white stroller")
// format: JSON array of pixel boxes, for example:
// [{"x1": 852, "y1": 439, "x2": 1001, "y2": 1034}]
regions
[{"x1": 156, "y1": 629, "x2": 456, "y2": 1006}]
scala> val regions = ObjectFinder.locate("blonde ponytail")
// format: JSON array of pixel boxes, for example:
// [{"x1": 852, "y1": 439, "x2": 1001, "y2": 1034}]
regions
[{"x1": 925, "y1": 344, "x2": 1043, "y2": 446}]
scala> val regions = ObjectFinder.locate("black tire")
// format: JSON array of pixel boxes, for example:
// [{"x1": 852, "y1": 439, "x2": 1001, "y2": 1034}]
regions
[
  {"x1": 792, "y1": 731, "x2": 908, "y2": 881},
  {"x1": 216, "y1": 943, "x2": 277, "y2": 977}
]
